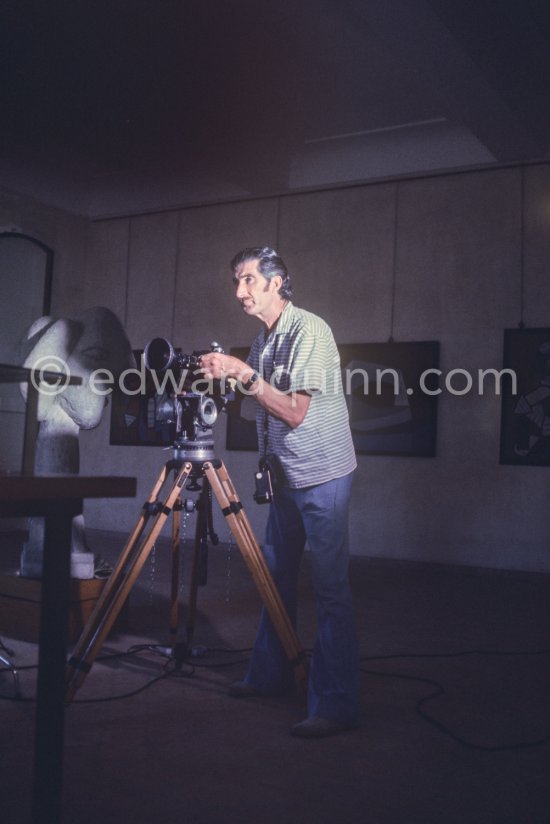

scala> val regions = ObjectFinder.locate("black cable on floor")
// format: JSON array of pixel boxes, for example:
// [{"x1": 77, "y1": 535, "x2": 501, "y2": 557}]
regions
[
  {"x1": 4, "y1": 643, "x2": 549, "y2": 745},
  {"x1": 0, "y1": 643, "x2": 248, "y2": 703},
  {"x1": 360, "y1": 648, "x2": 550, "y2": 751}
]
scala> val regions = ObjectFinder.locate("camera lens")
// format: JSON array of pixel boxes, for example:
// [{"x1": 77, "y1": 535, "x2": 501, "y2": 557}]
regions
[{"x1": 144, "y1": 337, "x2": 174, "y2": 371}]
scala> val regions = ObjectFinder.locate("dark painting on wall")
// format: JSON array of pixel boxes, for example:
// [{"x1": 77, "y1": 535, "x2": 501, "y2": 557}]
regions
[
  {"x1": 500, "y1": 328, "x2": 550, "y2": 466},
  {"x1": 339, "y1": 341, "x2": 440, "y2": 457},
  {"x1": 225, "y1": 341, "x2": 440, "y2": 457},
  {"x1": 109, "y1": 350, "x2": 174, "y2": 447},
  {"x1": 226, "y1": 346, "x2": 258, "y2": 451}
]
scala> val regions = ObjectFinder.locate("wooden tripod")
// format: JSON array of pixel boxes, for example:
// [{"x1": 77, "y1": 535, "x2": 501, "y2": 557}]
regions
[{"x1": 65, "y1": 457, "x2": 308, "y2": 702}]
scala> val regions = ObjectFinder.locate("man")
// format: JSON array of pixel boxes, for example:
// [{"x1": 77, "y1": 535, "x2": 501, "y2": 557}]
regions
[{"x1": 200, "y1": 246, "x2": 359, "y2": 738}]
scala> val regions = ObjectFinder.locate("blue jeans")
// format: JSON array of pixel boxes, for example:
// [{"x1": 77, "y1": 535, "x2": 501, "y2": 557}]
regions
[{"x1": 244, "y1": 471, "x2": 359, "y2": 726}]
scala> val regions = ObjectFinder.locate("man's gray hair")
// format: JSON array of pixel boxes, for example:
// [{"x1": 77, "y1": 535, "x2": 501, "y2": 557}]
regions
[{"x1": 230, "y1": 246, "x2": 293, "y2": 299}]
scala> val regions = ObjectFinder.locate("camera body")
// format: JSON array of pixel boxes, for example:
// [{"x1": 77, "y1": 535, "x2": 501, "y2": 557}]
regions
[
  {"x1": 254, "y1": 458, "x2": 275, "y2": 504},
  {"x1": 143, "y1": 337, "x2": 231, "y2": 463},
  {"x1": 253, "y1": 454, "x2": 285, "y2": 504}
]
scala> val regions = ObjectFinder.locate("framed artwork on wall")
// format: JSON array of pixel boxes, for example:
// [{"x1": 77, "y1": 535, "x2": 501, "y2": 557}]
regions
[
  {"x1": 500, "y1": 328, "x2": 550, "y2": 466},
  {"x1": 339, "y1": 341, "x2": 440, "y2": 457},
  {"x1": 0, "y1": 234, "x2": 53, "y2": 398},
  {"x1": 109, "y1": 350, "x2": 174, "y2": 447},
  {"x1": 0, "y1": 233, "x2": 54, "y2": 472},
  {"x1": 225, "y1": 346, "x2": 258, "y2": 451},
  {"x1": 225, "y1": 341, "x2": 440, "y2": 457}
]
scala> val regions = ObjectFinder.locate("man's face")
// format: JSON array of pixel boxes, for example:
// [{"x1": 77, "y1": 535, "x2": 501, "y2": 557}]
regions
[{"x1": 233, "y1": 258, "x2": 280, "y2": 321}]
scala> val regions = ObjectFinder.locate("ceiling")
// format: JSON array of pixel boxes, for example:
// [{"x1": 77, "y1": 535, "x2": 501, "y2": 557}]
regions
[{"x1": 2, "y1": 0, "x2": 550, "y2": 218}]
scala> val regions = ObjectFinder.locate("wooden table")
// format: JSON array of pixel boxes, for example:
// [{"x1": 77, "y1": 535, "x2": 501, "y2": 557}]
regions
[{"x1": 0, "y1": 474, "x2": 136, "y2": 824}]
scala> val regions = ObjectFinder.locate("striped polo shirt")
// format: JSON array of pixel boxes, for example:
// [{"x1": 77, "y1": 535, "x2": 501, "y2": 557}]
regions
[{"x1": 247, "y1": 301, "x2": 357, "y2": 488}]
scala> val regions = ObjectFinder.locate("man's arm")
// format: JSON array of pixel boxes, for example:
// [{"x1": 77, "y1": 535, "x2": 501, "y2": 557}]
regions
[
  {"x1": 246, "y1": 376, "x2": 310, "y2": 429},
  {"x1": 199, "y1": 353, "x2": 310, "y2": 429}
]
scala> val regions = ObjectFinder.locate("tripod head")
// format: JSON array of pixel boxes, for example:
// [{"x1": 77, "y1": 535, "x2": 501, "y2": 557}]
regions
[{"x1": 165, "y1": 392, "x2": 219, "y2": 467}]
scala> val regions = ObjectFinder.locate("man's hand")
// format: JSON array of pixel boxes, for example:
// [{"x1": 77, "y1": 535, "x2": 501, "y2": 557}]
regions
[
  {"x1": 200, "y1": 353, "x2": 310, "y2": 429},
  {"x1": 199, "y1": 352, "x2": 253, "y2": 383}
]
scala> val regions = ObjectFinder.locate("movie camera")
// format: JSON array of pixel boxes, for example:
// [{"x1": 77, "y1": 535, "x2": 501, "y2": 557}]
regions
[{"x1": 143, "y1": 337, "x2": 233, "y2": 466}]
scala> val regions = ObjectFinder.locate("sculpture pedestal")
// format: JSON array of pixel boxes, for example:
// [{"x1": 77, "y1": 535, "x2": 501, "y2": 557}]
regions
[
  {"x1": 20, "y1": 514, "x2": 96, "y2": 579},
  {"x1": 20, "y1": 545, "x2": 95, "y2": 579}
]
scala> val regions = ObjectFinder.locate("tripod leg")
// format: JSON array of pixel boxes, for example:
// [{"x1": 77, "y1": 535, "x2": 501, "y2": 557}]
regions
[
  {"x1": 66, "y1": 463, "x2": 170, "y2": 684},
  {"x1": 65, "y1": 462, "x2": 194, "y2": 701},
  {"x1": 169, "y1": 503, "x2": 181, "y2": 651},
  {"x1": 185, "y1": 482, "x2": 208, "y2": 646},
  {"x1": 203, "y1": 461, "x2": 308, "y2": 687}
]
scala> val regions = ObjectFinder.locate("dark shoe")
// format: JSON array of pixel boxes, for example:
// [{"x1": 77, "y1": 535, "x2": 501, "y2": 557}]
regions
[
  {"x1": 290, "y1": 715, "x2": 354, "y2": 739},
  {"x1": 228, "y1": 680, "x2": 260, "y2": 698}
]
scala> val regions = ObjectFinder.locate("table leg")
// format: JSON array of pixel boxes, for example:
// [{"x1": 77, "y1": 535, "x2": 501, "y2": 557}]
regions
[{"x1": 31, "y1": 501, "x2": 76, "y2": 824}]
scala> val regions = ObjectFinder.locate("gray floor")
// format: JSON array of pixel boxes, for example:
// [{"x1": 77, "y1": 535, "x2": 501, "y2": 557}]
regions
[{"x1": 1, "y1": 528, "x2": 550, "y2": 824}]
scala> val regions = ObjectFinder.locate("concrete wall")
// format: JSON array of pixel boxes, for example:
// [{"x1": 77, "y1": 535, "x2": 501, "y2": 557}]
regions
[{"x1": 5, "y1": 166, "x2": 550, "y2": 572}]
